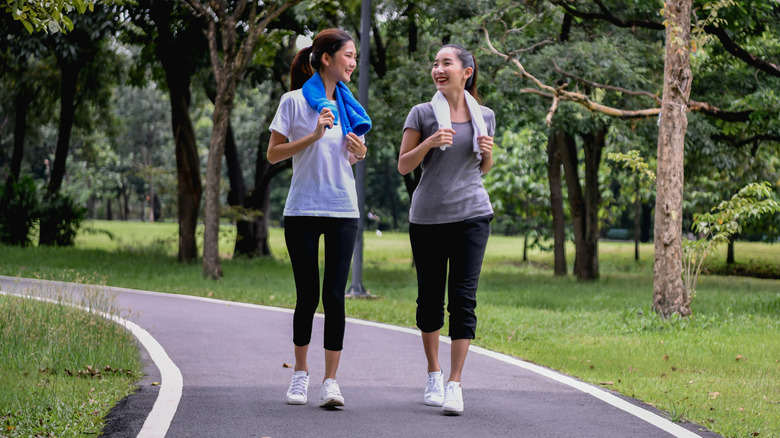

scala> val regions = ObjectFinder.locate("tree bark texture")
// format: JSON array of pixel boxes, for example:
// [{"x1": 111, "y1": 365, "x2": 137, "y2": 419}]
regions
[
  {"x1": 151, "y1": 1, "x2": 203, "y2": 264},
  {"x1": 558, "y1": 129, "x2": 583, "y2": 275},
  {"x1": 47, "y1": 61, "x2": 77, "y2": 196},
  {"x1": 653, "y1": 0, "x2": 693, "y2": 317},
  {"x1": 9, "y1": 88, "x2": 29, "y2": 183},
  {"x1": 547, "y1": 130, "x2": 567, "y2": 276},
  {"x1": 202, "y1": 76, "x2": 236, "y2": 279},
  {"x1": 634, "y1": 177, "x2": 641, "y2": 261},
  {"x1": 580, "y1": 128, "x2": 604, "y2": 280}
]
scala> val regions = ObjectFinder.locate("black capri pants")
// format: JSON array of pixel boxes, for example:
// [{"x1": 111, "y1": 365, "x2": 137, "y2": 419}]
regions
[
  {"x1": 409, "y1": 214, "x2": 492, "y2": 340},
  {"x1": 284, "y1": 216, "x2": 359, "y2": 351}
]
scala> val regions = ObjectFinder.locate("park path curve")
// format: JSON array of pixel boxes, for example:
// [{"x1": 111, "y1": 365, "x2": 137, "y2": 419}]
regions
[{"x1": 0, "y1": 276, "x2": 720, "y2": 438}]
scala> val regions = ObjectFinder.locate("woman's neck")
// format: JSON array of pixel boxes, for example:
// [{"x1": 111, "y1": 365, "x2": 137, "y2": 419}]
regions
[
  {"x1": 320, "y1": 71, "x2": 338, "y2": 100},
  {"x1": 443, "y1": 89, "x2": 470, "y2": 122}
]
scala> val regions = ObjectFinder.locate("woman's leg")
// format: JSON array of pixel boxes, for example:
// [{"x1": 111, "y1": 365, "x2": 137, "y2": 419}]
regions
[
  {"x1": 321, "y1": 218, "x2": 359, "y2": 379},
  {"x1": 446, "y1": 215, "x2": 491, "y2": 382},
  {"x1": 421, "y1": 330, "x2": 441, "y2": 373},
  {"x1": 284, "y1": 216, "x2": 323, "y2": 370},
  {"x1": 410, "y1": 223, "x2": 450, "y2": 371}
]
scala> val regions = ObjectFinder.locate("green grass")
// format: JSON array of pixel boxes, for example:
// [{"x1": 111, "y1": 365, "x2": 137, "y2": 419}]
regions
[
  {"x1": 1, "y1": 220, "x2": 779, "y2": 437},
  {"x1": 0, "y1": 279, "x2": 142, "y2": 437}
]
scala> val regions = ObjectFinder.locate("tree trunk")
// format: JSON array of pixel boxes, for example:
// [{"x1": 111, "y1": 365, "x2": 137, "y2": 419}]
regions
[
  {"x1": 726, "y1": 237, "x2": 735, "y2": 264},
  {"x1": 653, "y1": 0, "x2": 693, "y2": 318},
  {"x1": 641, "y1": 201, "x2": 653, "y2": 242},
  {"x1": 47, "y1": 62, "x2": 77, "y2": 196},
  {"x1": 557, "y1": 130, "x2": 587, "y2": 278},
  {"x1": 203, "y1": 77, "x2": 237, "y2": 279},
  {"x1": 106, "y1": 197, "x2": 112, "y2": 221},
  {"x1": 580, "y1": 128, "x2": 605, "y2": 280},
  {"x1": 150, "y1": 0, "x2": 203, "y2": 263},
  {"x1": 634, "y1": 177, "x2": 641, "y2": 261},
  {"x1": 9, "y1": 88, "x2": 29, "y2": 184},
  {"x1": 547, "y1": 130, "x2": 567, "y2": 276}
]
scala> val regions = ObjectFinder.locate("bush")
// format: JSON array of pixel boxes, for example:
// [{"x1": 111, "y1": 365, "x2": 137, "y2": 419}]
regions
[
  {"x1": 38, "y1": 193, "x2": 86, "y2": 246},
  {"x1": 0, "y1": 176, "x2": 40, "y2": 246}
]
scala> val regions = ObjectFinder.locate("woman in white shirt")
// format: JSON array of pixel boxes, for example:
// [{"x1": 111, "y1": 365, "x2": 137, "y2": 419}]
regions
[{"x1": 267, "y1": 28, "x2": 369, "y2": 409}]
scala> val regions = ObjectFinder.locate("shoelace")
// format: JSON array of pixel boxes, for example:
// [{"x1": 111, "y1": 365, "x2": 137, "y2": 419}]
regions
[
  {"x1": 289, "y1": 374, "x2": 307, "y2": 395},
  {"x1": 324, "y1": 381, "x2": 341, "y2": 398},
  {"x1": 427, "y1": 374, "x2": 442, "y2": 392}
]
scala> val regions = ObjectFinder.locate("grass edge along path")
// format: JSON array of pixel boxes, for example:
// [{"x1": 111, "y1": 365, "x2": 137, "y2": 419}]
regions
[
  {"x1": 0, "y1": 280, "x2": 143, "y2": 438},
  {"x1": 0, "y1": 220, "x2": 778, "y2": 438}
]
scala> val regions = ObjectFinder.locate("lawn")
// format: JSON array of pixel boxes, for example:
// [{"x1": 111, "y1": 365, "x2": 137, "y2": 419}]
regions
[{"x1": 1, "y1": 219, "x2": 778, "y2": 438}]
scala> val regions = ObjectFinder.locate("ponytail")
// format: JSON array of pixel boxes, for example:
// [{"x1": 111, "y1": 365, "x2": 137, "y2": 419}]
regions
[
  {"x1": 289, "y1": 29, "x2": 354, "y2": 91},
  {"x1": 290, "y1": 46, "x2": 314, "y2": 91}
]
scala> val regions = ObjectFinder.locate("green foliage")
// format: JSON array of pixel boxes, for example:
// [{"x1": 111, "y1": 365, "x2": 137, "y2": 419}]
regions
[
  {"x1": 38, "y1": 192, "x2": 87, "y2": 246},
  {"x1": 2, "y1": 0, "x2": 95, "y2": 34},
  {"x1": 0, "y1": 176, "x2": 40, "y2": 246},
  {"x1": 683, "y1": 182, "x2": 780, "y2": 298},
  {"x1": 484, "y1": 128, "x2": 552, "y2": 241}
]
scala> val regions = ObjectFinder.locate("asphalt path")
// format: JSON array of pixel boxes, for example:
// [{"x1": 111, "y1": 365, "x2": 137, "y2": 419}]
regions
[{"x1": 0, "y1": 276, "x2": 721, "y2": 438}]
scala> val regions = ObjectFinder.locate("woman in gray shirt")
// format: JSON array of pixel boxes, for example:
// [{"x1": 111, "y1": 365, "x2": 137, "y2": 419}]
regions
[{"x1": 398, "y1": 43, "x2": 495, "y2": 415}]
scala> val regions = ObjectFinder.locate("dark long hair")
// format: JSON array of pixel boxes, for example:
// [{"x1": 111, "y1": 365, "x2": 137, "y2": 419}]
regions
[
  {"x1": 441, "y1": 44, "x2": 480, "y2": 103},
  {"x1": 289, "y1": 28, "x2": 354, "y2": 91}
]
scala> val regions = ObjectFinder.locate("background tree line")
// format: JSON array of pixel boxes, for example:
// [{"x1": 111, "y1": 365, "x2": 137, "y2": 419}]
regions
[{"x1": 1, "y1": 0, "x2": 778, "y2": 316}]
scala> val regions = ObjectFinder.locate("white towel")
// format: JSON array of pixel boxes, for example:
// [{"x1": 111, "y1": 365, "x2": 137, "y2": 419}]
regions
[{"x1": 430, "y1": 91, "x2": 487, "y2": 160}]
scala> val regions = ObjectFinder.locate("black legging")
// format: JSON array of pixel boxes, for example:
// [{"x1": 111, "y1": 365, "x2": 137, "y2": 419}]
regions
[
  {"x1": 409, "y1": 215, "x2": 492, "y2": 340},
  {"x1": 284, "y1": 216, "x2": 359, "y2": 351}
]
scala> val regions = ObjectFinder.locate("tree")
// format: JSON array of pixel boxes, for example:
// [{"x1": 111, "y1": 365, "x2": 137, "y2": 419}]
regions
[
  {"x1": 2, "y1": 0, "x2": 94, "y2": 33},
  {"x1": 183, "y1": 0, "x2": 299, "y2": 279},
  {"x1": 127, "y1": 0, "x2": 209, "y2": 263}
]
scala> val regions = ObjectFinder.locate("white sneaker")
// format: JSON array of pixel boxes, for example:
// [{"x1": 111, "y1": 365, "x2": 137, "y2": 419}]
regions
[
  {"x1": 424, "y1": 370, "x2": 444, "y2": 406},
  {"x1": 442, "y1": 381, "x2": 463, "y2": 415},
  {"x1": 319, "y1": 378, "x2": 345, "y2": 407},
  {"x1": 286, "y1": 370, "x2": 309, "y2": 405}
]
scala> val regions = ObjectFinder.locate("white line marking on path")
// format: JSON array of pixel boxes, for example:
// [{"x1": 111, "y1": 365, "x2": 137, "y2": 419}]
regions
[
  {"x1": 2, "y1": 276, "x2": 701, "y2": 438},
  {"x1": 0, "y1": 278, "x2": 182, "y2": 438}
]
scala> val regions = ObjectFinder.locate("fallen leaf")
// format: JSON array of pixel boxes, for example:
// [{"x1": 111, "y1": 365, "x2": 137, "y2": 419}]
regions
[
  {"x1": 600, "y1": 381, "x2": 614, "y2": 385},
  {"x1": 207, "y1": 291, "x2": 214, "y2": 297},
  {"x1": 663, "y1": 355, "x2": 669, "y2": 362},
  {"x1": 709, "y1": 392, "x2": 720, "y2": 399},
  {"x1": 282, "y1": 363, "x2": 292, "y2": 368},
  {"x1": 151, "y1": 382, "x2": 160, "y2": 386},
  {"x1": 735, "y1": 355, "x2": 743, "y2": 361}
]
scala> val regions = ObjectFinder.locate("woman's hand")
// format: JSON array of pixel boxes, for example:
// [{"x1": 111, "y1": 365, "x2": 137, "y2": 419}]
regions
[
  {"x1": 346, "y1": 132, "x2": 367, "y2": 160},
  {"x1": 313, "y1": 108, "x2": 335, "y2": 140},
  {"x1": 426, "y1": 128, "x2": 456, "y2": 150},
  {"x1": 477, "y1": 135, "x2": 493, "y2": 159}
]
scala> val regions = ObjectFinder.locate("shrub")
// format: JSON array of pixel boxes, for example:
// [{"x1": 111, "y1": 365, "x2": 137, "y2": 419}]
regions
[
  {"x1": 38, "y1": 193, "x2": 87, "y2": 246},
  {"x1": 0, "y1": 176, "x2": 40, "y2": 246}
]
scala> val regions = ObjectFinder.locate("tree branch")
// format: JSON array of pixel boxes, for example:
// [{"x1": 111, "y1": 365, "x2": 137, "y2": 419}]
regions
[{"x1": 552, "y1": 0, "x2": 780, "y2": 77}]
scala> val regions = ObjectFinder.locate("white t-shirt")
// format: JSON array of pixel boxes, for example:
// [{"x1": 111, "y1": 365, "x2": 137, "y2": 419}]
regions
[{"x1": 269, "y1": 89, "x2": 360, "y2": 218}]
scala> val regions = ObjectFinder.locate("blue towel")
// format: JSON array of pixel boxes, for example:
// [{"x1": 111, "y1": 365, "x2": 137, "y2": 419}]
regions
[{"x1": 301, "y1": 72, "x2": 372, "y2": 137}]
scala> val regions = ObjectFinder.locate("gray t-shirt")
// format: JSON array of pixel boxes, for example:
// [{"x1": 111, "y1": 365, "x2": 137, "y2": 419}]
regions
[{"x1": 403, "y1": 102, "x2": 495, "y2": 224}]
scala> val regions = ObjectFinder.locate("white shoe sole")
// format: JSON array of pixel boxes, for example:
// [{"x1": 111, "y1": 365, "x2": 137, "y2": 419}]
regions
[
  {"x1": 425, "y1": 398, "x2": 443, "y2": 407},
  {"x1": 442, "y1": 406, "x2": 463, "y2": 415},
  {"x1": 286, "y1": 397, "x2": 307, "y2": 405},
  {"x1": 319, "y1": 397, "x2": 345, "y2": 407}
]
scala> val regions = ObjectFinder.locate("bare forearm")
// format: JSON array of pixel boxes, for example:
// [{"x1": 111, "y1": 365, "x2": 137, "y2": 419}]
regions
[{"x1": 267, "y1": 133, "x2": 317, "y2": 164}]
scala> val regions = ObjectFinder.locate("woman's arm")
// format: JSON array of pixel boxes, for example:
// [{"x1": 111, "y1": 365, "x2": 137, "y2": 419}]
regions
[
  {"x1": 266, "y1": 108, "x2": 335, "y2": 164},
  {"x1": 398, "y1": 127, "x2": 455, "y2": 175},
  {"x1": 478, "y1": 135, "x2": 494, "y2": 175}
]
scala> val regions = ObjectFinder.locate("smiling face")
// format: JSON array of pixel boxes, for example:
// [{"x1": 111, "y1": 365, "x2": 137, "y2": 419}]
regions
[
  {"x1": 431, "y1": 47, "x2": 472, "y2": 93},
  {"x1": 322, "y1": 40, "x2": 357, "y2": 84}
]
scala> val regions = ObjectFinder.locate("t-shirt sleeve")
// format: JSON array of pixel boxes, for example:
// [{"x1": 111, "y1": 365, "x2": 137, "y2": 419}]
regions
[
  {"x1": 482, "y1": 106, "x2": 496, "y2": 137},
  {"x1": 269, "y1": 93, "x2": 293, "y2": 137},
  {"x1": 403, "y1": 104, "x2": 426, "y2": 133}
]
